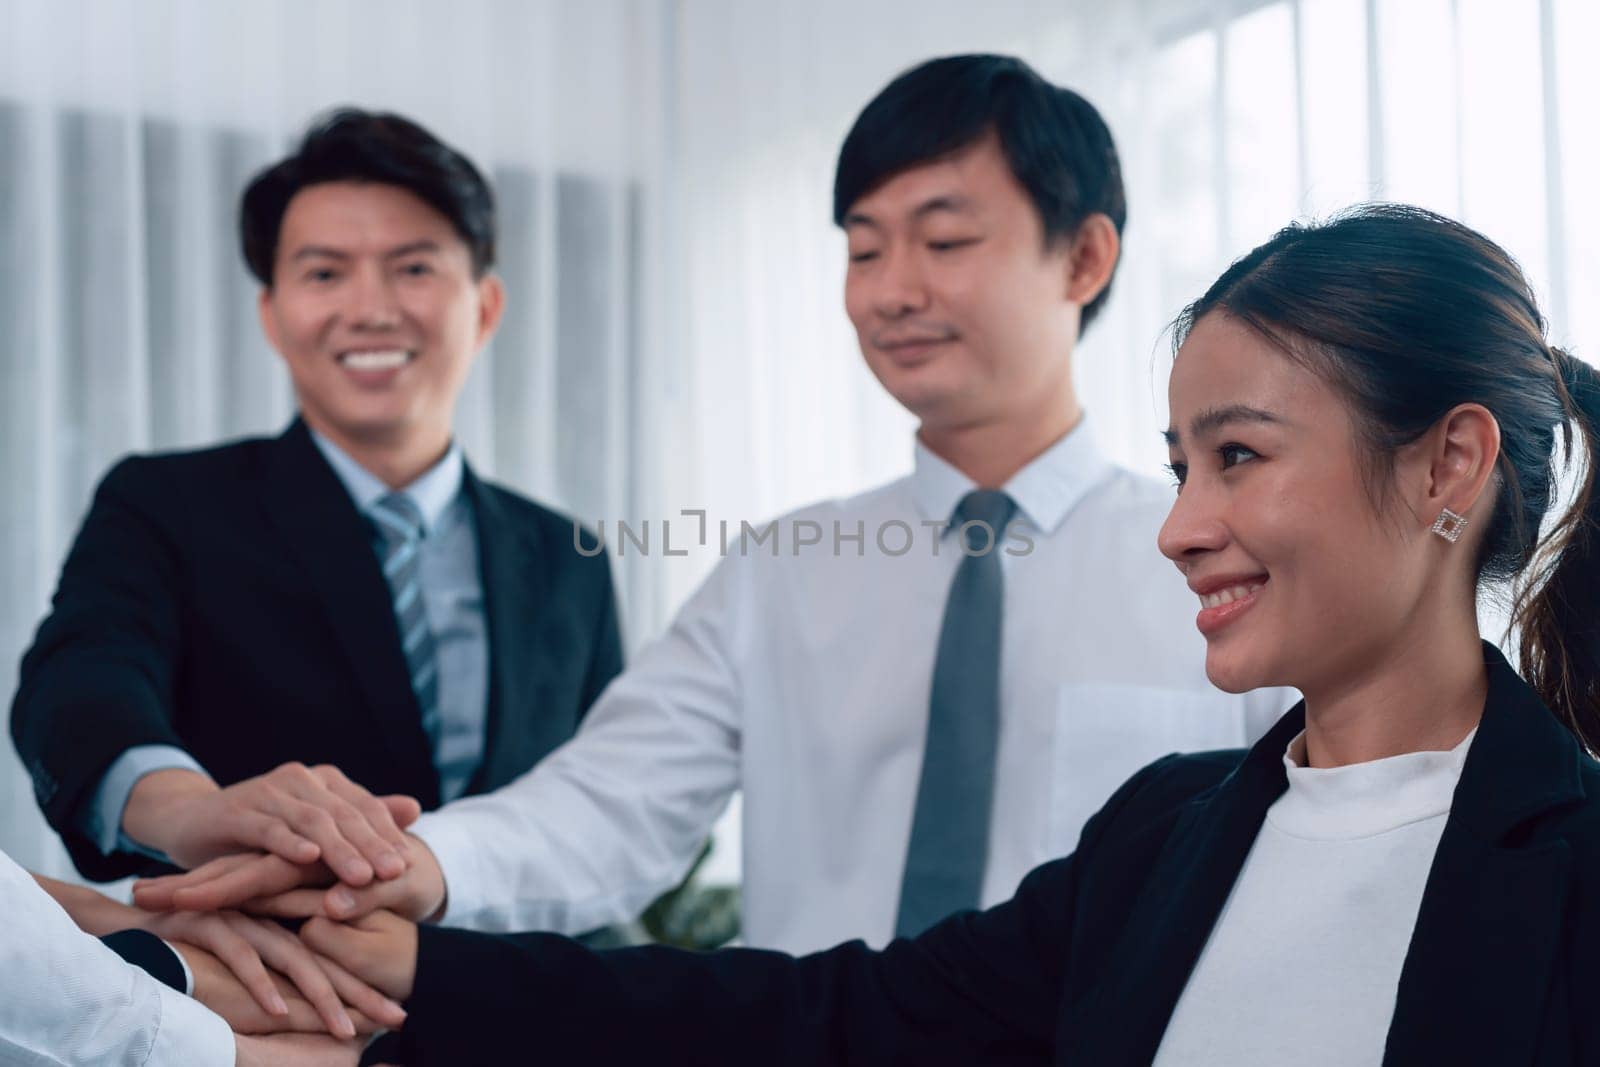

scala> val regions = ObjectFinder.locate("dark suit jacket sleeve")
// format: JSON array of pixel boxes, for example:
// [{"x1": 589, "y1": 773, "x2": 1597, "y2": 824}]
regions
[
  {"x1": 9, "y1": 457, "x2": 192, "y2": 880},
  {"x1": 392, "y1": 755, "x2": 1181, "y2": 1067},
  {"x1": 99, "y1": 928, "x2": 188, "y2": 992},
  {"x1": 577, "y1": 543, "x2": 624, "y2": 719}
]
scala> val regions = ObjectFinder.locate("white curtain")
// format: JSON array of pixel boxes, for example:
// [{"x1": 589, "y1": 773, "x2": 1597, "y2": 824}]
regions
[
  {"x1": 670, "y1": 0, "x2": 1600, "y2": 529},
  {"x1": 0, "y1": 0, "x2": 674, "y2": 875}
]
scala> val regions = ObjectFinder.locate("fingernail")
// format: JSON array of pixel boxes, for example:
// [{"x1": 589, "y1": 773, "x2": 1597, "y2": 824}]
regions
[
  {"x1": 337, "y1": 1011, "x2": 356, "y2": 1038},
  {"x1": 330, "y1": 888, "x2": 356, "y2": 914},
  {"x1": 376, "y1": 852, "x2": 403, "y2": 878},
  {"x1": 269, "y1": 992, "x2": 288, "y2": 1016},
  {"x1": 385, "y1": 997, "x2": 405, "y2": 1015}
]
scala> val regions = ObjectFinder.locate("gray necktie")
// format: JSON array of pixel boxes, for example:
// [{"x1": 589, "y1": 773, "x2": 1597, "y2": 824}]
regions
[
  {"x1": 895, "y1": 488, "x2": 1018, "y2": 938},
  {"x1": 369, "y1": 492, "x2": 442, "y2": 745}
]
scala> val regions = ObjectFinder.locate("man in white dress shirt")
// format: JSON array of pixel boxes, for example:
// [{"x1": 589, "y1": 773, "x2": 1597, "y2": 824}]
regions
[{"x1": 145, "y1": 54, "x2": 1290, "y2": 954}]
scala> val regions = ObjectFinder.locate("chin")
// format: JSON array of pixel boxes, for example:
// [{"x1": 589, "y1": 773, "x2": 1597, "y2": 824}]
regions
[
  {"x1": 871, "y1": 365, "x2": 960, "y2": 413},
  {"x1": 328, "y1": 409, "x2": 423, "y2": 444},
  {"x1": 1203, "y1": 645, "x2": 1272, "y2": 695}
]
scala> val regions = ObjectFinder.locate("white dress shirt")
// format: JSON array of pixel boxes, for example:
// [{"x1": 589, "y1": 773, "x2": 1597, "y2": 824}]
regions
[
  {"x1": 0, "y1": 849, "x2": 234, "y2": 1066},
  {"x1": 414, "y1": 423, "x2": 1294, "y2": 952},
  {"x1": 1153, "y1": 725, "x2": 1477, "y2": 1065}
]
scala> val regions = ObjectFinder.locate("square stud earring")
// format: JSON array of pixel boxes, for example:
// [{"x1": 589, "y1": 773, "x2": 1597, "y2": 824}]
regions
[{"x1": 1431, "y1": 507, "x2": 1468, "y2": 543}]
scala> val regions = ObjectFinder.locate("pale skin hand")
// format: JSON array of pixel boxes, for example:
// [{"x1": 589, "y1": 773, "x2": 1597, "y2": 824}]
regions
[
  {"x1": 177, "y1": 944, "x2": 387, "y2": 1036},
  {"x1": 234, "y1": 1032, "x2": 364, "y2": 1067},
  {"x1": 31, "y1": 872, "x2": 405, "y2": 1036},
  {"x1": 301, "y1": 910, "x2": 420, "y2": 1003},
  {"x1": 135, "y1": 832, "x2": 447, "y2": 924},
  {"x1": 122, "y1": 763, "x2": 422, "y2": 882}
]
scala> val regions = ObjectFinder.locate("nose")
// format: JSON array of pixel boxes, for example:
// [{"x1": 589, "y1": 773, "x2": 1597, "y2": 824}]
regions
[
  {"x1": 347, "y1": 263, "x2": 402, "y2": 331},
  {"x1": 1157, "y1": 479, "x2": 1231, "y2": 570},
  {"x1": 871, "y1": 243, "x2": 930, "y2": 319}
]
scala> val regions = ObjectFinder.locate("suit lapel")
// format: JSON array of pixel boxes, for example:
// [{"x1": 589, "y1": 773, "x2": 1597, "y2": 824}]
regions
[
  {"x1": 462, "y1": 467, "x2": 553, "y2": 793},
  {"x1": 258, "y1": 420, "x2": 439, "y2": 805},
  {"x1": 1382, "y1": 828, "x2": 1570, "y2": 1065},
  {"x1": 1382, "y1": 644, "x2": 1584, "y2": 1066},
  {"x1": 1062, "y1": 708, "x2": 1304, "y2": 1066}
]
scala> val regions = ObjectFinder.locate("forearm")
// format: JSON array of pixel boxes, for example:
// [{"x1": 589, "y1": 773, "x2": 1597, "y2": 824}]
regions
[
  {"x1": 10, "y1": 459, "x2": 190, "y2": 866},
  {"x1": 412, "y1": 750, "x2": 721, "y2": 934},
  {"x1": 31, "y1": 871, "x2": 142, "y2": 936},
  {"x1": 398, "y1": 926, "x2": 999, "y2": 1067},
  {"x1": 10, "y1": 660, "x2": 185, "y2": 851},
  {"x1": 3, "y1": 853, "x2": 234, "y2": 1066}
]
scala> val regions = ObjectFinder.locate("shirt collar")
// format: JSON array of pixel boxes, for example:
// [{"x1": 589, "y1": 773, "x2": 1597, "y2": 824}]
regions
[
  {"x1": 908, "y1": 417, "x2": 1114, "y2": 534},
  {"x1": 308, "y1": 427, "x2": 465, "y2": 535}
]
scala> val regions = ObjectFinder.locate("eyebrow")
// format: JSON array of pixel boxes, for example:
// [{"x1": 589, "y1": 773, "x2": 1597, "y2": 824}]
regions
[
  {"x1": 1162, "y1": 404, "x2": 1284, "y2": 446},
  {"x1": 289, "y1": 239, "x2": 443, "y2": 262},
  {"x1": 843, "y1": 194, "x2": 975, "y2": 229}
]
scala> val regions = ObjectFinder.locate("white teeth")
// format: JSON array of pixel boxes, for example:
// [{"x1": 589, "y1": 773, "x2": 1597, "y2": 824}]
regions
[
  {"x1": 1200, "y1": 583, "x2": 1263, "y2": 609},
  {"x1": 340, "y1": 350, "x2": 411, "y2": 370}
]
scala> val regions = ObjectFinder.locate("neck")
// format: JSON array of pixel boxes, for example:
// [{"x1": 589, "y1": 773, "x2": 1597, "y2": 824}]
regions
[
  {"x1": 918, "y1": 393, "x2": 1084, "y2": 490},
  {"x1": 305, "y1": 414, "x2": 452, "y2": 490},
  {"x1": 1298, "y1": 607, "x2": 1486, "y2": 768}
]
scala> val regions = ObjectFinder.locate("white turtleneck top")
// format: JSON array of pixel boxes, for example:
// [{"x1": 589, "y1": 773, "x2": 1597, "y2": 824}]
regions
[{"x1": 1151, "y1": 725, "x2": 1478, "y2": 1066}]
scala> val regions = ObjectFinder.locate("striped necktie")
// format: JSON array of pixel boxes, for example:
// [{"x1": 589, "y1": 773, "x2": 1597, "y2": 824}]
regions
[
  {"x1": 368, "y1": 492, "x2": 441, "y2": 745},
  {"x1": 895, "y1": 488, "x2": 1017, "y2": 938}
]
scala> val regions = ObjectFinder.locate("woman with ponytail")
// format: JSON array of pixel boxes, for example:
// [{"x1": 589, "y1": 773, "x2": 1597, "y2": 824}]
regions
[{"x1": 291, "y1": 205, "x2": 1600, "y2": 1066}]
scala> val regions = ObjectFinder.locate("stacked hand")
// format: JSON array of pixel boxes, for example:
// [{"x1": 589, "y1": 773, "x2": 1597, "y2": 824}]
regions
[
  {"x1": 124, "y1": 762, "x2": 422, "y2": 882},
  {"x1": 114, "y1": 759, "x2": 438, "y2": 1047},
  {"x1": 81, "y1": 759, "x2": 442, "y2": 1043},
  {"x1": 134, "y1": 828, "x2": 447, "y2": 925}
]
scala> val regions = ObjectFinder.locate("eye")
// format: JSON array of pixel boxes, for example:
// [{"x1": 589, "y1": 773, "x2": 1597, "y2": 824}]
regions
[
  {"x1": 399, "y1": 261, "x2": 435, "y2": 277},
  {"x1": 928, "y1": 238, "x2": 979, "y2": 253},
  {"x1": 1219, "y1": 443, "x2": 1259, "y2": 470},
  {"x1": 848, "y1": 250, "x2": 879, "y2": 264},
  {"x1": 1164, "y1": 461, "x2": 1187, "y2": 491},
  {"x1": 305, "y1": 268, "x2": 339, "y2": 283}
]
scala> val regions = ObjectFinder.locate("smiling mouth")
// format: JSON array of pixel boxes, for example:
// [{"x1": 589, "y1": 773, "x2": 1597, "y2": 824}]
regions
[
  {"x1": 877, "y1": 333, "x2": 956, "y2": 351},
  {"x1": 1199, "y1": 580, "x2": 1265, "y2": 609},
  {"x1": 337, "y1": 349, "x2": 415, "y2": 371},
  {"x1": 1193, "y1": 576, "x2": 1269, "y2": 636}
]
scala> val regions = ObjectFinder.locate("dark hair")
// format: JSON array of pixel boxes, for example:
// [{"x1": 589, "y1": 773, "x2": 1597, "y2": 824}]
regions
[
  {"x1": 833, "y1": 54, "x2": 1127, "y2": 334},
  {"x1": 240, "y1": 108, "x2": 496, "y2": 286},
  {"x1": 1173, "y1": 203, "x2": 1600, "y2": 750}
]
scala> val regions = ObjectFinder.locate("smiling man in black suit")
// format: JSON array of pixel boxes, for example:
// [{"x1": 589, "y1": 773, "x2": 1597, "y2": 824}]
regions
[{"x1": 10, "y1": 109, "x2": 622, "y2": 893}]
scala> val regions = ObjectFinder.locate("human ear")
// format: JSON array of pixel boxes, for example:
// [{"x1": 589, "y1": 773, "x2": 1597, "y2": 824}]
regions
[
  {"x1": 1064, "y1": 213, "x2": 1120, "y2": 307},
  {"x1": 1421, "y1": 403, "x2": 1501, "y2": 533},
  {"x1": 474, "y1": 273, "x2": 506, "y2": 349}
]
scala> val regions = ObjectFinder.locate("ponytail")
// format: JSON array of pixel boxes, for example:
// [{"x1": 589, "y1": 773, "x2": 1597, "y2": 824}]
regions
[{"x1": 1516, "y1": 348, "x2": 1600, "y2": 752}]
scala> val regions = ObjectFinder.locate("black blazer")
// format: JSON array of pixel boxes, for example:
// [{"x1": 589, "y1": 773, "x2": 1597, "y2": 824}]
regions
[
  {"x1": 10, "y1": 419, "x2": 623, "y2": 882},
  {"x1": 390, "y1": 643, "x2": 1600, "y2": 1065}
]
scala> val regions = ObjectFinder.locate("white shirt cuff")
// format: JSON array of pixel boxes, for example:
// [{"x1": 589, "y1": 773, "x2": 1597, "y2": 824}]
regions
[
  {"x1": 149, "y1": 980, "x2": 234, "y2": 1067},
  {"x1": 411, "y1": 811, "x2": 486, "y2": 928},
  {"x1": 88, "y1": 745, "x2": 208, "y2": 857}
]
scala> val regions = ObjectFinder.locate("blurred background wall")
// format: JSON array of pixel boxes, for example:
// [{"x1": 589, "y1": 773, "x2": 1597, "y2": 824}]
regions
[{"x1": 2, "y1": 0, "x2": 1596, "y2": 881}]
